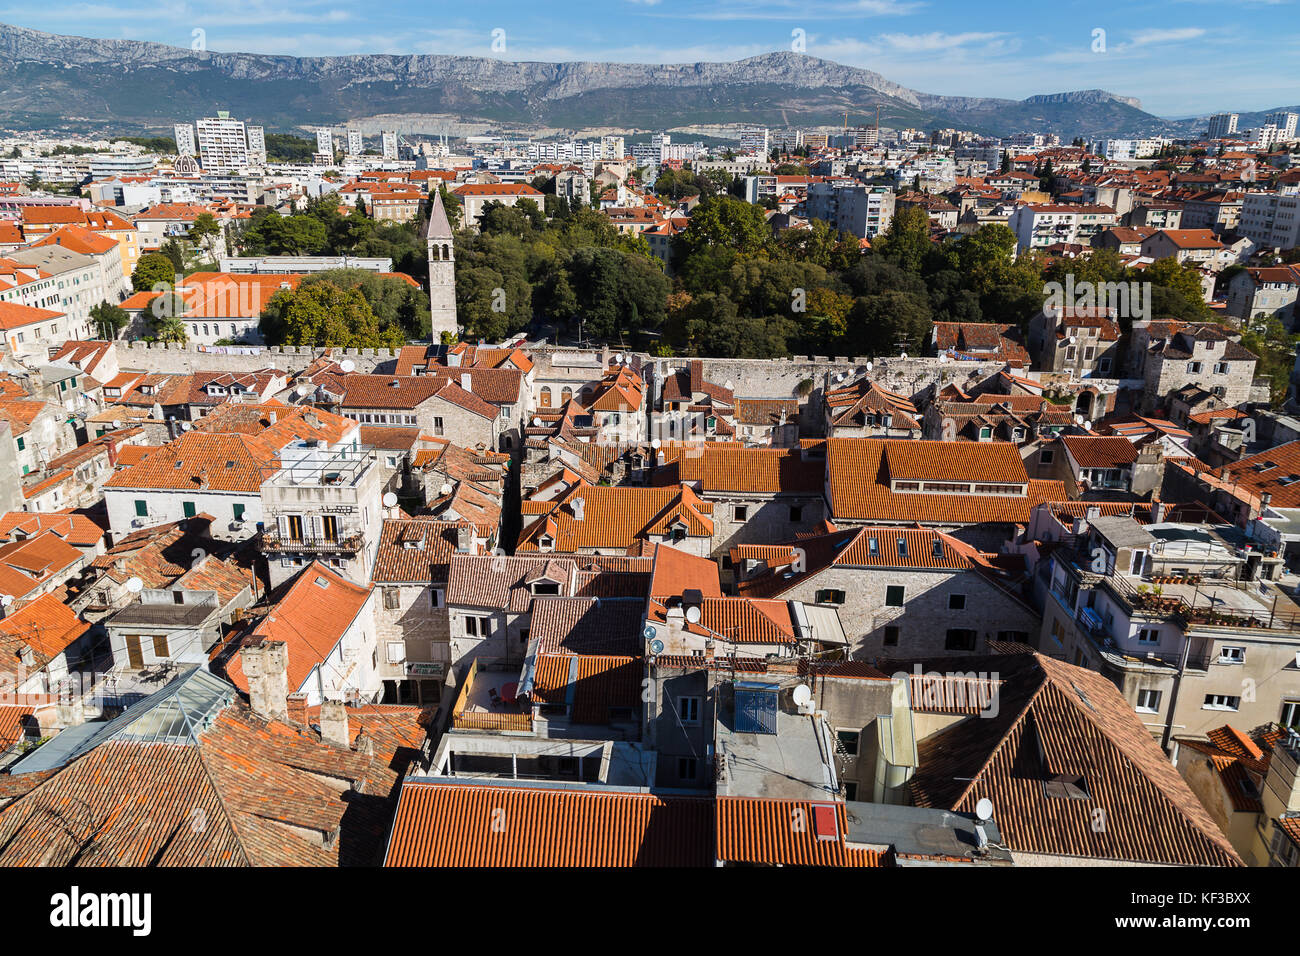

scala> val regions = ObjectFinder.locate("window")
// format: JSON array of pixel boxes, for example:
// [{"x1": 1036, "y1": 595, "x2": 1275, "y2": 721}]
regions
[
  {"x1": 231, "y1": 503, "x2": 246, "y2": 521},
  {"x1": 1187, "y1": 361, "x2": 1203, "y2": 374},
  {"x1": 885, "y1": 585, "x2": 905, "y2": 607},
  {"x1": 383, "y1": 587, "x2": 400, "y2": 610},
  {"x1": 15, "y1": 437, "x2": 23, "y2": 451},
  {"x1": 1137, "y1": 627, "x2": 1159, "y2": 644},
  {"x1": 789, "y1": 505, "x2": 803, "y2": 522},
  {"x1": 679, "y1": 696, "x2": 700, "y2": 724},
  {"x1": 815, "y1": 589, "x2": 846, "y2": 605},
  {"x1": 1218, "y1": 645, "x2": 1246, "y2": 664},
  {"x1": 1213, "y1": 362, "x2": 1228, "y2": 374},
  {"x1": 134, "y1": 500, "x2": 148, "y2": 517},
  {"x1": 152, "y1": 635, "x2": 169, "y2": 658},
  {"x1": 883, "y1": 625, "x2": 900, "y2": 646},
  {"x1": 1281, "y1": 700, "x2": 1300, "y2": 729},
  {"x1": 945, "y1": 628, "x2": 977, "y2": 651},
  {"x1": 836, "y1": 729, "x2": 860, "y2": 755},
  {"x1": 386, "y1": 641, "x2": 405, "y2": 664},
  {"x1": 949, "y1": 594, "x2": 966, "y2": 610},
  {"x1": 733, "y1": 505, "x2": 749, "y2": 522},
  {"x1": 978, "y1": 426, "x2": 992, "y2": 440},
  {"x1": 465, "y1": 616, "x2": 490, "y2": 637},
  {"x1": 678, "y1": 757, "x2": 698, "y2": 781},
  {"x1": 1136, "y1": 689, "x2": 1161, "y2": 713},
  {"x1": 1040, "y1": 448, "x2": 1054, "y2": 465},
  {"x1": 432, "y1": 417, "x2": 444, "y2": 436},
  {"x1": 1203, "y1": 694, "x2": 1241, "y2": 711}
]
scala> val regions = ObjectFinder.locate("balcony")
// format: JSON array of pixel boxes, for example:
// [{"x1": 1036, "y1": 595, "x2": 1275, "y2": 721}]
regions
[
  {"x1": 449, "y1": 658, "x2": 533, "y2": 733},
  {"x1": 258, "y1": 531, "x2": 365, "y2": 554}
]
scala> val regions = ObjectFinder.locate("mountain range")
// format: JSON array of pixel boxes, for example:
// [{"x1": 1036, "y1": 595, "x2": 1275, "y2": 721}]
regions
[{"x1": 0, "y1": 22, "x2": 1283, "y2": 141}]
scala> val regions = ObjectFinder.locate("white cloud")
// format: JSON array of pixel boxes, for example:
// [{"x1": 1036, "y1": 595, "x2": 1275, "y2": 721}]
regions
[{"x1": 876, "y1": 31, "x2": 1008, "y2": 52}]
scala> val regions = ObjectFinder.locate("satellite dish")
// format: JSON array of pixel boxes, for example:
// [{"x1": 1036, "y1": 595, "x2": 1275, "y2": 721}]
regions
[
  {"x1": 642, "y1": 624, "x2": 656, "y2": 641},
  {"x1": 181, "y1": 421, "x2": 192, "y2": 430},
  {"x1": 614, "y1": 353, "x2": 623, "y2": 363},
  {"x1": 295, "y1": 384, "x2": 310, "y2": 397},
  {"x1": 939, "y1": 354, "x2": 948, "y2": 363},
  {"x1": 650, "y1": 438, "x2": 661, "y2": 449},
  {"x1": 792, "y1": 684, "x2": 812, "y2": 708},
  {"x1": 900, "y1": 351, "x2": 908, "y2": 359},
  {"x1": 975, "y1": 797, "x2": 994, "y2": 823},
  {"x1": 532, "y1": 417, "x2": 542, "y2": 426},
  {"x1": 684, "y1": 605, "x2": 702, "y2": 624},
  {"x1": 440, "y1": 482, "x2": 453, "y2": 496},
  {"x1": 382, "y1": 491, "x2": 398, "y2": 507},
  {"x1": 1068, "y1": 335, "x2": 1077, "y2": 345},
  {"x1": 1084, "y1": 419, "x2": 1093, "y2": 431},
  {"x1": 126, "y1": 576, "x2": 144, "y2": 594},
  {"x1": 0, "y1": 594, "x2": 11, "y2": 607},
  {"x1": 649, "y1": 638, "x2": 665, "y2": 655},
  {"x1": 835, "y1": 373, "x2": 845, "y2": 382},
  {"x1": 865, "y1": 361, "x2": 873, "y2": 372},
  {"x1": 339, "y1": 359, "x2": 356, "y2": 373},
  {"x1": 111, "y1": 420, "x2": 122, "y2": 429}
]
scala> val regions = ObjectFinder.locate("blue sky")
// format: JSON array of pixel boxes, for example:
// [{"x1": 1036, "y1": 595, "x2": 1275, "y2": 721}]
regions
[{"x1": 4, "y1": 0, "x2": 1298, "y2": 116}]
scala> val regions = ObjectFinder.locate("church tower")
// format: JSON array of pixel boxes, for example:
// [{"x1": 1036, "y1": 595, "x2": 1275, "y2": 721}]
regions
[{"x1": 425, "y1": 189, "x2": 458, "y2": 342}]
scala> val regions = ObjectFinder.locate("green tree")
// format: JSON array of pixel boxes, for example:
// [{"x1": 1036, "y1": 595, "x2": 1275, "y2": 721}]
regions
[
  {"x1": 267, "y1": 281, "x2": 403, "y2": 348},
  {"x1": 188, "y1": 212, "x2": 221, "y2": 253},
  {"x1": 89, "y1": 301, "x2": 130, "y2": 340},
  {"x1": 673, "y1": 195, "x2": 771, "y2": 261},
  {"x1": 873, "y1": 207, "x2": 931, "y2": 273},
  {"x1": 132, "y1": 252, "x2": 177, "y2": 292},
  {"x1": 846, "y1": 290, "x2": 933, "y2": 355}
]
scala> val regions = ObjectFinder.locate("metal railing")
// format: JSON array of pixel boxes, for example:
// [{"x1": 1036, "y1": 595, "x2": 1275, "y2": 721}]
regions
[{"x1": 258, "y1": 531, "x2": 365, "y2": 554}]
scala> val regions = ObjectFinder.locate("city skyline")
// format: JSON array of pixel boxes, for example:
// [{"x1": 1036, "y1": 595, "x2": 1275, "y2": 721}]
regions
[{"x1": 0, "y1": 0, "x2": 1297, "y2": 117}]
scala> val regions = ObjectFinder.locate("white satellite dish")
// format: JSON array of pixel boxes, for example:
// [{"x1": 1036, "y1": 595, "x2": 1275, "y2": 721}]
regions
[
  {"x1": 865, "y1": 361, "x2": 873, "y2": 372},
  {"x1": 684, "y1": 605, "x2": 702, "y2": 624},
  {"x1": 650, "y1": 438, "x2": 661, "y2": 449},
  {"x1": 835, "y1": 373, "x2": 845, "y2": 382},
  {"x1": 975, "y1": 797, "x2": 994, "y2": 823},
  {"x1": 339, "y1": 359, "x2": 356, "y2": 373},
  {"x1": 614, "y1": 353, "x2": 623, "y2": 364},
  {"x1": 382, "y1": 491, "x2": 398, "y2": 507},
  {"x1": 1068, "y1": 335, "x2": 1077, "y2": 345},
  {"x1": 181, "y1": 421, "x2": 192, "y2": 430},
  {"x1": 792, "y1": 684, "x2": 812, "y2": 708},
  {"x1": 532, "y1": 417, "x2": 542, "y2": 426},
  {"x1": 126, "y1": 576, "x2": 144, "y2": 594},
  {"x1": 111, "y1": 420, "x2": 122, "y2": 429},
  {"x1": 939, "y1": 354, "x2": 948, "y2": 364},
  {"x1": 440, "y1": 482, "x2": 453, "y2": 496},
  {"x1": 295, "y1": 383, "x2": 310, "y2": 397},
  {"x1": 1084, "y1": 419, "x2": 1093, "y2": 431},
  {"x1": 900, "y1": 351, "x2": 908, "y2": 359},
  {"x1": 0, "y1": 594, "x2": 12, "y2": 607}
]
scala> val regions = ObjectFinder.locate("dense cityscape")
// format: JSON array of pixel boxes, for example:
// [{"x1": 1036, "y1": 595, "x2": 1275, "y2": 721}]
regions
[{"x1": 0, "y1": 8, "x2": 1296, "y2": 914}]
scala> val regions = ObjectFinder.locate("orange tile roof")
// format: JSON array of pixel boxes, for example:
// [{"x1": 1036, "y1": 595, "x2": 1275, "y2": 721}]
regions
[
  {"x1": 0, "y1": 512, "x2": 103, "y2": 547},
  {"x1": 1060, "y1": 435, "x2": 1139, "y2": 468},
  {"x1": 0, "y1": 592, "x2": 90, "y2": 660},
  {"x1": 226, "y1": 561, "x2": 372, "y2": 696},
  {"x1": 0, "y1": 531, "x2": 83, "y2": 603},
  {"x1": 716, "y1": 797, "x2": 886, "y2": 866},
  {"x1": 0, "y1": 301, "x2": 62, "y2": 331},
  {"x1": 516, "y1": 483, "x2": 714, "y2": 552},
  {"x1": 27, "y1": 223, "x2": 119, "y2": 256},
  {"x1": 104, "y1": 431, "x2": 280, "y2": 493},
  {"x1": 384, "y1": 781, "x2": 714, "y2": 866}
]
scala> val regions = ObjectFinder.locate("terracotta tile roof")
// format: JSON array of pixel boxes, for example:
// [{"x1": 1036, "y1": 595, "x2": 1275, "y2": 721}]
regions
[
  {"x1": 0, "y1": 302, "x2": 62, "y2": 331},
  {"x1": 716, "y1": 797, "x2": 886, "y2": 867},
  {"x1": 1179, "y1": 724, "x2": 1282, "y2": 813},
  {"x1": 530, "y1": 653, "x2": 642, "y2": 724},
  {"x1": 826, "y1": 439, "x2": 1065, "y2": 525},
  {"x1": 225, "y1": 562, "x2": 372, "y2": 696},
  {"x1": 1203, "y1": 440, "x2": 1300, "y2": 510},
  {"x1": 104, "y1": 431, "x2": 280, "y2": 493},
  {"x1": 359, "y1": 425, "x2": 421, "y2": 450},
  {"x1": 0, "y1": 592, "x2": 89, "y2": 663},
  {"x1": 1060, "y1": 435, "x2": 1139, "y2": 469},
  {"x1": 907, "y1": 651, "x2": 1243, "y2": 866},
  {"x1": 824, "y1": 379, "x2": 921, "y2": 430},
  {"x1": 931, "y1": 322, "x2": 1030, "y2": 365},
  {"x1": 0, "y1": 705, "x2": 35, "y2": 748},
  {"x1": 528, "y1": 597, "x2": 647, "y2": 656},
  {"x1": 655, "y1": 445, "x2": 824, "y2": 495},
  {"x1": 191, "y1": 401, "x2": 353, "y2": 448},
  {"x1": 0, "y1": 531, "x2": 83, "y2": 604},
  {"x1": 517, "y1": 483, "x2": 714, "y2": 552},
  {"x1": 384, "y1": 781, "x2": 714, "y2": 866},
  {"x1": 371, "y1": 518, "x2": 462, "y2": 584},
  {"x1": 27, "y1": 223, "x2": 119, "y2": 256},
  {"x1": 733, "y1": 398, "x2": 798, "y2": 426},
  {"x1": 648, "y1": 543, "x2": 722, "y2": 599},
  {"x1": 0, "y1": 511, "x2": 103, "y2": 547}
]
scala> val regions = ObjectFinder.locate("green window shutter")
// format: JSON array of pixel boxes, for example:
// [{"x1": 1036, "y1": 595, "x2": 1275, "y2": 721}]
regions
[
  {"x1": 232, "y1": 503, "x2": 246, "y2": 520},
  {"x1": 183, "y1": 501, "x2": 197, "y2": 518},
  {"x1": 135, "y1": 500, "x2": 148, "y2": 517},
  {"x1": 15, "y1": 437, "x2": 23, "y2": 451}
]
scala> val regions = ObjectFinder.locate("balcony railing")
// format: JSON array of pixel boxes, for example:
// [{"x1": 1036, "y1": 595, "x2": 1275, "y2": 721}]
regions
[{"x1": 258, "y1": 531, "x2": 365, "y2": 554}]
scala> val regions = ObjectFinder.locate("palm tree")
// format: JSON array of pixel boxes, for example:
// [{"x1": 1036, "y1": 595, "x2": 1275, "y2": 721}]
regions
[{"x1": 153, "y1": 317, "x2": 188, "y2": 344}]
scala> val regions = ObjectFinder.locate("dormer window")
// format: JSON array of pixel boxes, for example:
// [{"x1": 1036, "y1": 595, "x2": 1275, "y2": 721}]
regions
[
  {"x1": 539, "y1": 535, "x2": 555, "y2": 552},
  {"x1": 532, "y1": 581, "x2": 561, "y2": 596}
]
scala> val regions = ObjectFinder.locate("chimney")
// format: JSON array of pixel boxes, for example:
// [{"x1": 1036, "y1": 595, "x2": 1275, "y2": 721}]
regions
[
  {"x1": 57, "y1": 692, "x2": 84, "y2": 729},
  {"x1": 241, "y1": 640, "x2": 289, "y2": 721},
  {"x1": 1220, "y1": 466, "x2": 1231, "y2": 481},
  {"x1": 18, "y1": 645, "x2": 34, "y2": 668},
  {"x1": 460, "y1": 372, "x2": 472, "y2": 391},
  {"x1": 319, "y1": 699, "x2": 351, "y2": 748},
  {"x1": 1152, "y1": 498, "x2": 1167, "y2": 523},
  {"x1": 286, "y1": 691, "x2": 308, "y2": 726},
  {"x1": 1085, "y1": 505, "x2": 1101, "y2": 522},
  {"x1": 455, "y1": 524, "x2": 475, "y2": 554},
  {"x1": 1261, "y1": 492, "x2": 1273, "y2": 510}
]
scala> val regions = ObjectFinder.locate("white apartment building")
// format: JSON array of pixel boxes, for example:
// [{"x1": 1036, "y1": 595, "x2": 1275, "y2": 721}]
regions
[
  {"x1": 316, "y1": 128, "x2": 333, "y2": 156},
  {"x1": 1240, "y1": 190, "x2": 1300, "y2": 251},
  {"x1": 347, "y1": 128, "x2": 363, "y2": 156},
  {"x1": 196, "y1": 114, "x2": 251, "y2": 171},
  {"x1": 738, "y1": 127, "x2": 769, "y2": 155},
  {"x1": 1265, "y1": 111, "x2": 1299, "y2": 143},
  {"x1": 174, "y1": 123, "x2": 197, "y2": 157},
  {"x1": 4, "y1": 245, "x2": 105, "y2": 333},
  {"x1": 1207, "y1": 112, "x2": 1238, "y2": 140},
  {"x1": 601, "y1": 135, "x2": 626, "y2": 161},
  {"x1": 382, "y1": 131, "x2": 398, "y2": 161},
  {"x1": 805, "y1": 182, "x2": 895, "y2": 238},
  {"x1": 246, "y1": 125, "x2": 266, "y2": 164},
  {"x1": 1009, "y1": 204, "x2": 1118, "y2": 251}
]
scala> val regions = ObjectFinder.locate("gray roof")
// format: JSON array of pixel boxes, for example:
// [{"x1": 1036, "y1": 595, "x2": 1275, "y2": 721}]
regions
[{"x1": 424, "y1": 189, "x2": 454, "y2": 240}]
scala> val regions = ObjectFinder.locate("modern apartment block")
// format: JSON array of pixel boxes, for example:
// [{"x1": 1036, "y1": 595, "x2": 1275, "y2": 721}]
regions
[{"x1": 196, "y1": 113, "x2": 251, "y2": 171}]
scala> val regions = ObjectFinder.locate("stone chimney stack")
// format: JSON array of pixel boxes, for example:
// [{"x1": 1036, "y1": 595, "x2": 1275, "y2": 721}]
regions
[
  {"x1": 319, "y1": 699, "x2": 351, "y2": 748},
  {"x1": 286, "y1": 692, "x2": 309, "y2": 726},
  {"x1": 241, "y1": 640, "x2": 289, "y2": 721}
]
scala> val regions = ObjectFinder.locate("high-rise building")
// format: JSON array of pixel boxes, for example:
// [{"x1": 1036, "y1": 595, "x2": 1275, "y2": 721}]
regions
[
  {"x1": 738, "y1": 127, "x2": 769, "y2": 155},
  {"x1": 316, "y1": 128, "x2": 334, "y2": 157},
  {"x1": 246, "y1": 126, "x2": 266, "y2": 164},
  {"x1": 196, "y1": 113, "x2": 250, "y2": 171},
  {"x1": 1207, "y1": 112, "x2": 1239, "y2": 139},
  {"x1": 424, "y1": 190, "x2": 458, "y2": 341},
  {"x1": 174, "y1": 123, "x2": 197, "y2": 157},
  {"x1": 347, "y1": 128, "x2": 364, "y2": 156},
  {"x1": 382, "y1": 131, "x2": 399, "y2": 161},
  {"x1": 600, "y1": 135, "x2": 625, "y2": 161},
  {"x1": 1265, "y1": 111, "x2": 1299, "y2": 143}
]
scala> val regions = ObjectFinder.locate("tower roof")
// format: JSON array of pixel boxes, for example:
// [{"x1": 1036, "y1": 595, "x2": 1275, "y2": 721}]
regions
[{"x1": 424, "y1": 189, "x2": 454, "y2": 240}]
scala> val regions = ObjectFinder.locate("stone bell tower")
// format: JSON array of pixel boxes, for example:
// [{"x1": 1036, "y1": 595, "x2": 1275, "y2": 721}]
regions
[{"x1": 425, "y1": 189, "x2": 458, "y2": 342}]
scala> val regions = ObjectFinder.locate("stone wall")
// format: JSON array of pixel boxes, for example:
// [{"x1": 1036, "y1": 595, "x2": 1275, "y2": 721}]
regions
[{"x1": 113, "y1": 341, "x2": 400, "y2": 376}]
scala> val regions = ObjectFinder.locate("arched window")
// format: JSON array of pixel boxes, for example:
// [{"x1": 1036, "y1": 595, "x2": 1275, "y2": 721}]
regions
[
  {"x1": 539, "y1": 386, "x2": 552, "y2": 408},
  {"x1": 561, "y1": 387, "x2": 573, "y2": 404},
  {"x1": 443, "y1": 243, "x2": 451, "y2": 260},
  {"x1": 430, "y1": 246, "x2": 440, "y2": 261}
]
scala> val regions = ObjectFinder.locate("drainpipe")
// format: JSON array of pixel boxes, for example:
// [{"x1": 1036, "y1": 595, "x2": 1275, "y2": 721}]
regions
[{"x1": 1161, "y1": 632, "x2": 1192, "y2": 753}]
